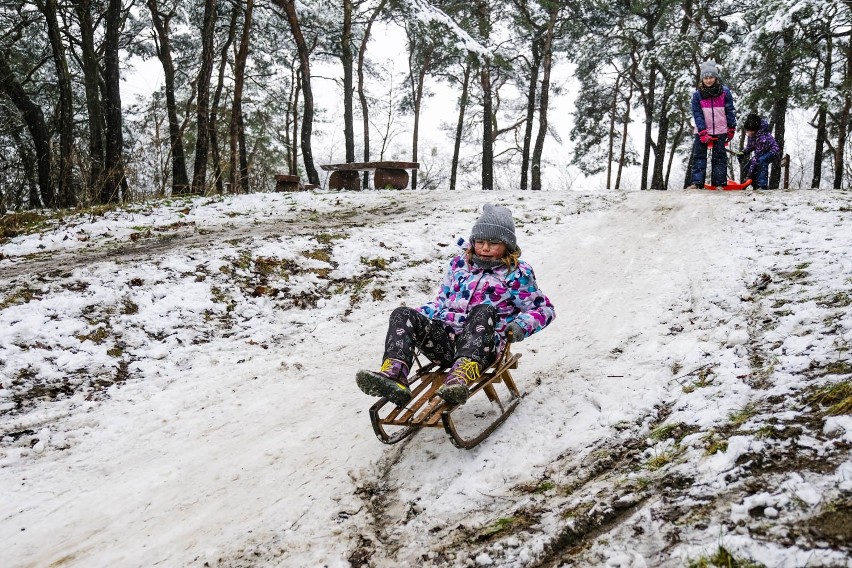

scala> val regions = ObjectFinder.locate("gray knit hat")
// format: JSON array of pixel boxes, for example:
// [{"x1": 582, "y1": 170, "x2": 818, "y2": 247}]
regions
[
  {"x1": 700, "y1": 60, "x2": 720, "y2": 80},
  {"x1": 470, "y1": 204, "x2": 517, "y2": 252}
]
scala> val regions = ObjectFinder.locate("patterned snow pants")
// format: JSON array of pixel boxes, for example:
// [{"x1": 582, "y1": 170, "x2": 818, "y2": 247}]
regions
[{"x1": 382, "y1": 305, "x2": 498, "y2": 369}]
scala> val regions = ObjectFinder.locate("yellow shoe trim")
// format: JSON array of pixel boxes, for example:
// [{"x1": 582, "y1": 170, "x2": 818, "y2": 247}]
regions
[{"x1": 449, "y1": 359, "x2": 481, "y2": 385}]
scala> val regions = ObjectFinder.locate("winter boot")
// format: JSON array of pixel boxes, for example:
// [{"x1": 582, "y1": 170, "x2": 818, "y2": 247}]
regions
[
  {"x1": 437, "y1": 357, "x2": 481, "y2": 406},
  {"x1": 356, "y1": 358, "x2": 411, "y2": 407}
]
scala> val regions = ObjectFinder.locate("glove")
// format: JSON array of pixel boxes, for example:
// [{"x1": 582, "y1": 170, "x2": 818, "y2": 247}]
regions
[
  {"x1": 727, "y1": 127, "x2": 736, "y2": 141},
  {"x1": 698, "y1": 130, "x2": 712, "y2": 144},
  {"x1": 507, "y1": 323, "x2": 525, "y2": 343}
]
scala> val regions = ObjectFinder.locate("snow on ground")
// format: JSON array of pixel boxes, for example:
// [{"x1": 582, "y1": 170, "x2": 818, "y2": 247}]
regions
[{"x1": 1, "y1": 188, "x2": 850, "y2": 567}]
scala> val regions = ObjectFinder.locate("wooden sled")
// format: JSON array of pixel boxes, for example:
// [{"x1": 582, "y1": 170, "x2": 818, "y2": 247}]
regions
[
  {"x1": 368, "y1": 342, "x2": 522, "y2": 449},
  {"x1": 704, "y1": 178, "x2": 752, "y2": 191}
]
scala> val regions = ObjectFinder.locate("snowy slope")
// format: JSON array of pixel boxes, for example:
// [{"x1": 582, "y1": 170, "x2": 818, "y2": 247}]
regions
[{"x1": 1, "y1": 189, "x2": 850, "y2": 568}]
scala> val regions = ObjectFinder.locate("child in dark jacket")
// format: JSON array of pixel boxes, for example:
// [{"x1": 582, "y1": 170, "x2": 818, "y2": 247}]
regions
[
  {"x1": 686, "y1": 60, "x2": 737, "y2": 190},
  {"x1": 742, "y1": 113, "x2": 780, "y2": 190},
  {"x1": 356, "y1": 204, "x2": 555, "y2": 407}
]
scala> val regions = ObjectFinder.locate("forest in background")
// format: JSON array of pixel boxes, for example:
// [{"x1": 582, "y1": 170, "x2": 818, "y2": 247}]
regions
[{"x1": 1, "y1": 0, "x2": 851, "y2": 212}]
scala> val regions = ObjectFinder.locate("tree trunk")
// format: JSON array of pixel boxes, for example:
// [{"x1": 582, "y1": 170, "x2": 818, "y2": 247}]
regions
[
  {"x1": 521, "y1": 37, "x2": 542, "y2": 190},
  {"x1": 357, "y1": 0, "x2": 388, "y2": 189},
  {"x1": 210, "y1": 3, "x2": 238, "y2": 193},
  {"x1": 480, "y1": 61, "x2": 493, "y2": 190},
  {"x1": 409, "y1": 40, "x2": 434, "y2": 191},
  {"x1": 640, "y1": 67, "x2": 656, "y2": 191},
  {"x1": 71, "y1": 0, "x2": 106, "y2": 202},
  {"x1": 342, "y1": 0, "x2": 355, "y2": 163},
  {"x1": 39, "y1": 0, "x2": 74, "y2": 207},
  {"x1": 450, "y1": 59, "x2": 472, "y2": 191},
  {"x1": 769, "y1": 28, "x2": 794, "y2": 190},
  {"x1": 650, "y1": 73, "x2": 674, "y2": 190},
  {"x1": 230, "y1": 0, "x2": 253, "y2": 193},
  {"x1": 616, "y1": 82, "x2": 632, "y2": 190},
  {"x1": 277, "y1": 0, "x2": 319, "y2": 185},
  {"x1": 531, "y1": 5, "x2": 558, "y2": 191},
  {"x1": 102, "y1": 0, "x2": 125, "y2": 203},
  {"x1": 0, "y1": 53, "x2": 54, "y2": 207},
  {"x1": 811, "y1": 107, "x2": 828, "y2": 189},
  {"x1": 811, "y1": 36, "x2": 832, "y2": 188},
  {"x1": 665, "y1": 123, "x2": 685, "y2": 189},
  {"x1": 192, "y1": 0, "x2": 218, "y2": 194},
  {"x1": 147, "y1": 0, "x2": 191, "y2": 195},
  {"x1": 291, "y1": 67, "x2": 302, "y2": 175},
  {"x1": 834, "y1": 33, "x2": 852, "y2": 189},
  {"x1": 476, "y1": 0, "x2": 492, "y2": 190},
  {"x1": 8, "y1": 126, "x2": 40, "y2": 209},
  {"x1": 606, "y1": 76, "x2": 620, "y2": 190}
]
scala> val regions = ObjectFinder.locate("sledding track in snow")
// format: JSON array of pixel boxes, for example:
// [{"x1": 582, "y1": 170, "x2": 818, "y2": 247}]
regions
[{"x1": 344, "y1": 190, "x2": 852, "y2": 567}]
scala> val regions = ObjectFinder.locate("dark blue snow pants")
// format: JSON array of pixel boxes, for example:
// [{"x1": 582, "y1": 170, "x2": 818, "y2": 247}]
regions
[{"x1": 691, "y1": 134, "x2": 728, "y2": 187}]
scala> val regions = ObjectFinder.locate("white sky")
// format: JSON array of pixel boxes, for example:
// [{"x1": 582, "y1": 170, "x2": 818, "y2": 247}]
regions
[{"x1": 1, "y1": 187, "x2": 851, "y2": 567}]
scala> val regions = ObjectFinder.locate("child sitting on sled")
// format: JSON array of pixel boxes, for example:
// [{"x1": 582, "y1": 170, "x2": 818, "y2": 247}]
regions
[
  {"x1": 356, "y1": 204, "x2": 555, "y2": 407},
  {"x1": 742, "y1": 113, "x2": 780, "y2": 190}
]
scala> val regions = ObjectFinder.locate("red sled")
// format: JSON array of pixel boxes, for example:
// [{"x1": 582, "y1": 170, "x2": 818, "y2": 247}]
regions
[{"x1": 704, "y1": 179, "x2": 752, "y2": 191}]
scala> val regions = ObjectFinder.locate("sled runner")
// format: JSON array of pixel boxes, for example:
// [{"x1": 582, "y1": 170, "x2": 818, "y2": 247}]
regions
[
  {"x1": 368, "y1": 340, "x2": 522, "y2": 449},
  {"x1": 704, "y1": 179, "x2": 752, "y2": 191}
]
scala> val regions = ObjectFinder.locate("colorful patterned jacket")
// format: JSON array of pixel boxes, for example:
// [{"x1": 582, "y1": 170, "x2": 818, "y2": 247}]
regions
[
  {"x1": 743, "y1": 117, "x2": 780, "y2": 168},
  {"x1": 691, "y1": 85, "x2": 736, "y2": 135},
  {"x1": 417, "y1": 245, "x2": 555, "y2": 351}
]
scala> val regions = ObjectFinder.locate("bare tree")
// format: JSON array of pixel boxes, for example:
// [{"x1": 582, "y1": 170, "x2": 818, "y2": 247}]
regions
[
  {"x1": 274, "y1": 0, "x2": 320, "y2": 185},
  {"x1": 229, "y1": 0, "x2": 253, "y2": 193},
  {"x1": 147, "y1": 0, "x2": 191, "y2": 195},
  {"x1": 102, "y1": 0, "x2": 127, "y2": 202},
  {"x1": 192, "y1": 0, "x2": 217, "y2": 193}
]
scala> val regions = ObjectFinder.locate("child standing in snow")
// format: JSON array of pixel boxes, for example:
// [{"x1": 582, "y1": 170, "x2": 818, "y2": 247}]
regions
[
  {"x1": 356, "y1": 204, "x2": 555, "y2": 407},
  {"x1": 742, "y1": 113, "x2": 780, "y2": 190},
  {"x1": 686, "y1": 60, "x2": 738, "y2": 190}
]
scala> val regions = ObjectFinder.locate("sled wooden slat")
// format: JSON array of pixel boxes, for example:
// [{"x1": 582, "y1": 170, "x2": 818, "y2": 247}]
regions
[
  {"x1": 381, "y1": 371, "x2": 439, "y2": 424},
  {"x1": 367, "y1": 342, "x2": 523, "y2": 449},
  {"x1": 412, "y1": 395, "x2": 445, "y2": 426}
]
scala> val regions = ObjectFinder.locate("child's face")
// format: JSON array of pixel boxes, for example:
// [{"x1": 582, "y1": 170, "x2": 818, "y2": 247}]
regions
[
  {"x1": 474, "y1": 240, "x2": 507, "y2": 260},
  {"x1": 702, "y1": 76, "x2": 716, "y2": 87},
  {"x1": 746, "y1": 130, "x2": 756, "y2": 137}
]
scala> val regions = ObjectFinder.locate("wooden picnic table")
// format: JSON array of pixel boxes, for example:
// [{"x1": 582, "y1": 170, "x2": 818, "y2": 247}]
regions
[{"x1": 320, "y1": 161, "x2": 419, "y2": 190}]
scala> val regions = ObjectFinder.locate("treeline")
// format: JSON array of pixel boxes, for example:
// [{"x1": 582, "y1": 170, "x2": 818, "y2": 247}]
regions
[{"x1": 0, "y1": 0, "x2": 850, "y2": 211}]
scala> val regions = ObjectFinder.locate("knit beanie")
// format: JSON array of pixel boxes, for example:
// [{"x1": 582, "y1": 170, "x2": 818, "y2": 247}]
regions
[
  {"x1": 700, "y1": 60, "x2": 720, "y2": 80},
  {"x1": 470, "y1": 204, "x2": 517, "y2": 252}
]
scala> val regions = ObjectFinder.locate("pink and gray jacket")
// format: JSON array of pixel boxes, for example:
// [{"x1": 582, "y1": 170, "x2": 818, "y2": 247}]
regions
[
  {"x1": 417, "y1": 246, "x2": 555, "y2": 351},
  {"x1": 691, "y1": 86, "x2": 736, "y2": 135}
]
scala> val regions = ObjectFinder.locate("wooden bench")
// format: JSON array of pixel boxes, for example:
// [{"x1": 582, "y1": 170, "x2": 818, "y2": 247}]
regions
[{"x1": 319, "y1": 161, "x2": 419, "y2": 190}]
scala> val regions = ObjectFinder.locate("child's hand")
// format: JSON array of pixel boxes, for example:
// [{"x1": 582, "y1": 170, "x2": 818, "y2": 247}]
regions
[
  {"x1": 727, "y1": 127, "x2": 736, "y2": 140},
  {"x1": 698, "y1": 130, "x2": 712, "y2": 144}
]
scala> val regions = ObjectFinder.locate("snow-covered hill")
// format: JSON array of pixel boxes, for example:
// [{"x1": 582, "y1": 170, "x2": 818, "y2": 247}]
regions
[{"x1": 1, "y1": 188, "x2": 850, "y2": 567}]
